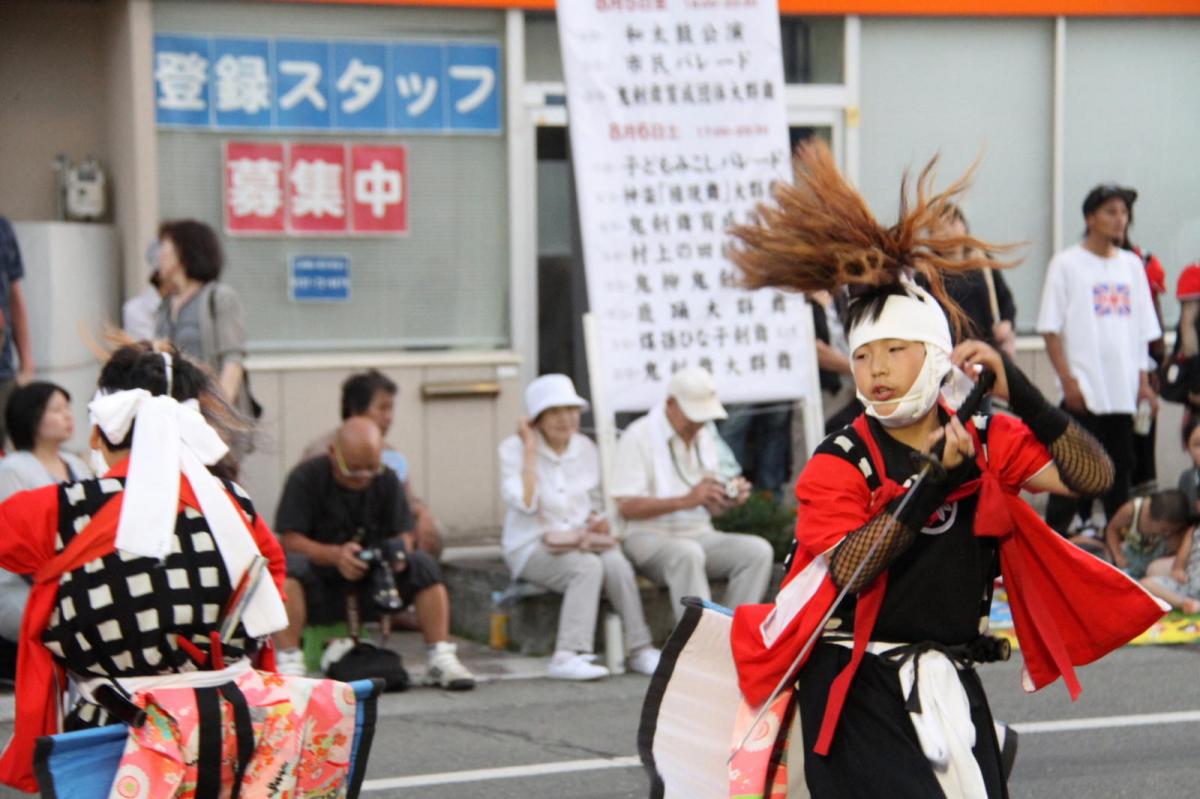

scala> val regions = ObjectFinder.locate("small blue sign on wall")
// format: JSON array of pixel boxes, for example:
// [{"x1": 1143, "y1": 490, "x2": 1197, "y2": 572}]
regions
[{"x1": 290, "y1": 255, "x2": 350, "y2": 302}]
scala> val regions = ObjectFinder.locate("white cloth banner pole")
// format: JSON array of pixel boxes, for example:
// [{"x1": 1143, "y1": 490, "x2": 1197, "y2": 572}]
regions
[
  {"x1": 583, "y1": 312, "x2": 620, "y2": 529},
  {"x1": 558, "y1": 0, "x2": 820, "y2": 416}
]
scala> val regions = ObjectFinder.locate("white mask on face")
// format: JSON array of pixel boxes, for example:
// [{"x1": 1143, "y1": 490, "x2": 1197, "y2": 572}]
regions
[{"x1": 857, "y1": 344, "x2": 951, "y2": 428}]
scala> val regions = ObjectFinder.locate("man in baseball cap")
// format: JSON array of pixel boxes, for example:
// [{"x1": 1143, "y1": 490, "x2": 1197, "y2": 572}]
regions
[
  {"x1": 1037, "y1": 181, "x2": 1161, "y2": 535},
  {"x1": 667, "y1": 367, "x2": 727, "y2": 423},
  {"x1": 1081, "y1": 183, "x2": 1137, "y2": 220},
  {"x1": 609, "y1": 368, "x2": 772, "y2": 622}
]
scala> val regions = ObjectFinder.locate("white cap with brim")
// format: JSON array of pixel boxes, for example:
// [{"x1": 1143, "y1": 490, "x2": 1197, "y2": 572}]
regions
[
  {"x1": 525, "y1": 374, "x2": 589, "y2": 420},
  {"x1": 668, "y1": 367, "x2": 728, "y2": 422}
]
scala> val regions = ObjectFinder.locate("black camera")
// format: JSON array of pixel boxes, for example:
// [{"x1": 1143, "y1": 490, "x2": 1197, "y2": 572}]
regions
[{"x1": 357, "y1": 539, "x2": 407, "y2": 612}]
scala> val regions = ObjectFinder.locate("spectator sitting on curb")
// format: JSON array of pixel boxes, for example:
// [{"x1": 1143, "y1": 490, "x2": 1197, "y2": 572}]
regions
[
  {"x1": 1100, "y1": 490, "x2": 1191, "y2": 579},
  {"x1": 275, "y1": 417, "x2": 474, "y2": 689},
  {"x1": 0, "y1": 382, "x2": 92, "y2": 678},
  {"x1": 303, "y1": 369, "x2": 441, "y2": 559},
  {"x1": 1141, "y1": 521, "x2": 1200, "y2": 616},
  {"x1": 611, "y1": 368, "x2": 774, "y2": 622},
  {"x1": 498, "y1": 374, "x2": 662, "y2": 681}
]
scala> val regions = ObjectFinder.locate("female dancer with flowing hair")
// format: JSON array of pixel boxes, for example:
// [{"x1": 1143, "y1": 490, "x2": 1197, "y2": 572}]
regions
[
  {"x1": 717, "y1": 143, "x2": 1168, "y2": 797},
  {"x1": 0, "y1": 342, "x2": 364, "y2": 796}
]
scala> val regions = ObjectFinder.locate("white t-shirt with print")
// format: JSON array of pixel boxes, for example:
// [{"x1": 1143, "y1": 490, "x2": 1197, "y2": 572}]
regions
[{"x1": 1036, "y1": 244, "x2": 1161, "y2": 414}]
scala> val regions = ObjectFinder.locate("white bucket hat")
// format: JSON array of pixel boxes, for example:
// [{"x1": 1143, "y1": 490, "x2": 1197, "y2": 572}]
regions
[{"x1": 525, "y1": 374, "x2": 589, "y2": 420}]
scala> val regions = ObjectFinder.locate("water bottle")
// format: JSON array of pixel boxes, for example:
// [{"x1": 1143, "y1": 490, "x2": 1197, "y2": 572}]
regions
[
  {"x1": 489, "y1": 590, "x2": 509, "y2": 651},
  {"x1": 603, "y1": 611, "x2": 625, "y2": 674},
  {"x1": 1134, "y1": 398, "x2": 1153, "y2": 436}
]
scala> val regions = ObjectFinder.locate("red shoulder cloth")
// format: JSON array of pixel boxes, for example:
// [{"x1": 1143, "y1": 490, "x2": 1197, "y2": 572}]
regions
[{"x1": 731, "y1": 412, "x2": 1167, "y2": 756}]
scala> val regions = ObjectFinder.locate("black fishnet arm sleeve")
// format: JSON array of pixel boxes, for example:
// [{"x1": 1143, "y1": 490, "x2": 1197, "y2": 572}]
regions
[
  {"x1": 827, "y1": 499, "x2": 919, "y2": 592},
  {"x1": 1001, "y1": 352, "x2": 1115, "y2": 497},
  {"x1": 827, "y1": 460, "x2": 974, "y2": 592},
  {"x1": 1045, "y1": 421, "x2": 1115, "y2": 497}
]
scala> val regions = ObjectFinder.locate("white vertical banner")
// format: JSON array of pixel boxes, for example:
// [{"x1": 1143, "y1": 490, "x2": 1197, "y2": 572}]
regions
[{"x1": 558, "y1": 0, "x2": 817, "y2": 413}]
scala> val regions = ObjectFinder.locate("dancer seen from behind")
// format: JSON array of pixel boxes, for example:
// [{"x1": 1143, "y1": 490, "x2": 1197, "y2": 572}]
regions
[
  {"x1": 721, "y1": 143, "x2": 1167, "y2": 798},
  {"x1": 0, "y1": 343, "x2": 365, "y2": 796}
]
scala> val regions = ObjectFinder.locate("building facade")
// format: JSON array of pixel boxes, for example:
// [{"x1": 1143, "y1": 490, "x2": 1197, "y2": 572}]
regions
[{"x1": 1, "y1": 0, "x2": 1197, "y2": 537}]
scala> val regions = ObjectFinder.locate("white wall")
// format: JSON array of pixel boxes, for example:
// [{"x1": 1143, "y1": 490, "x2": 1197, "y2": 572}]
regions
[
  {"x1": 859, "y1": 17, "x2": 1055, "y2": 333},
  {"x1": 1063, "y1": 17, "x2": 1200, "y2": 327},
  {"x1": 858, "y1": 16, "x2": 1200, "y2": 333}
]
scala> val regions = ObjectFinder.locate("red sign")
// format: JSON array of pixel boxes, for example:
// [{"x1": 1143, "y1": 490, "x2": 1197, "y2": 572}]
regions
[
  {"x1": 349, "y1": 145, "x2": 408, "y2": 234},
  {"x1": 224, "y1": 142, "x2": 285, "y2": 234},
  {"x1": 286, "y1": 143, "x2": 348, "y2": 234},
  {"x1": 223, "y1": 141, "x2": 411, "y2": 236}
]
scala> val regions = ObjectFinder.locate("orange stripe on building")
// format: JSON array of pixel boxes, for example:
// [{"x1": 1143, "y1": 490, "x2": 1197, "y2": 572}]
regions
[{"x1": 279, "y1": 0, "x2": 1200, "y2": 16}]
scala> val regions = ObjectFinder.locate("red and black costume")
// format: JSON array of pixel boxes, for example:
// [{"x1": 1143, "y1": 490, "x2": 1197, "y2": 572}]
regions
[{"x1": 732, "y1": 381, "x2": 1167, "y2": 796}]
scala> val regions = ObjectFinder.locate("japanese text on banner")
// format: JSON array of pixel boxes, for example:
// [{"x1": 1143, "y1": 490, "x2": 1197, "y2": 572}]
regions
[{"x1": 558, "y1": 0, "x2": 816, "y2": 411}]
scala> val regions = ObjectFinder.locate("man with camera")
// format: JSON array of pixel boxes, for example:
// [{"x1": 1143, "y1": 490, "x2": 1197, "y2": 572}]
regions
[
  {"x1": 612, "y1": 368, "x2": 775, "y2": 622},
  {"x1": 273, "y1": 417, "x2": 475, "y2": 689}
]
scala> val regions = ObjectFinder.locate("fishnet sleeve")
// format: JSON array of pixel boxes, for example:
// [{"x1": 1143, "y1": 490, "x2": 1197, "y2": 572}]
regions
[
  {"x1": 1047, "y1": 419, "x2": 1115, "y2": 497},
  {"x1": 827, "y1": 503, "x2": 918, "y2": 592}
]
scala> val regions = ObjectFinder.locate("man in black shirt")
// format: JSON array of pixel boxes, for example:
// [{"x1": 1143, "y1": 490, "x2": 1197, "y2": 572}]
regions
[{"x1": 273, "y1": 418, "x2": 474, "y2": 690}]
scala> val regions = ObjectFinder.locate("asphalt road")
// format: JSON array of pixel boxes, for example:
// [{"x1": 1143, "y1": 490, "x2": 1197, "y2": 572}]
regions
[
  {"x1": 356, "y1": 643, "x2": 1200, "y2": 798},
  {"x1": 1, "y1": 643, "x2": 1197, "y2": 797}
]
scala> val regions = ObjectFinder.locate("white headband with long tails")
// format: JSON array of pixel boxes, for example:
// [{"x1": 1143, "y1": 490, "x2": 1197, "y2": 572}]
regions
[{"x1": 88, "y1": 375, "x2": 286, "y2": 638}]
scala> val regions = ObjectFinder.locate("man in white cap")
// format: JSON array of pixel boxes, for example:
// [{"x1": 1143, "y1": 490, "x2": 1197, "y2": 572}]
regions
[{"x1": 611, "y1": 368, "x2": 774, "y2": 621}]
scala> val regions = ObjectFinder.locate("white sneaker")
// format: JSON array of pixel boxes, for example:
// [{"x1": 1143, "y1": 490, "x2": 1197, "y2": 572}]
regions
[
  {"x1": 424, "y1": 642, "x2": 476, "y2": 690},
  {"x1": 547, "y1": 651, "x2": 610, "y2": 681},
  {"x1": 627, "y1": 646, "x2": 662, "y2": 676},
  {"x1": 276, "y1": 647, "x2": 307, "y2": 677},
  {"x1": 320, "y1": 637, "x2": 357, "y2": 673}
]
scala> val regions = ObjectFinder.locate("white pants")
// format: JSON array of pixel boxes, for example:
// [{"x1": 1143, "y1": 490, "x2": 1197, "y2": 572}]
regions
[
  {"x1": 623, "y1": 528, "x2": 774, "y2": 622},
  {"x1": 520, "y1": 544, "x2": 654, "y2": 655}
]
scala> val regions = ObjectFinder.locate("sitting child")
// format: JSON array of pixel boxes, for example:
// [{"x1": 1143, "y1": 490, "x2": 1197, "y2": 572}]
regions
[
  {"x1": 1103, "y1": 490, "x2": 1192, "y2": 578},
  {"x1": 1142, "y1": 525, "x2": 1200, "y2": 615}
]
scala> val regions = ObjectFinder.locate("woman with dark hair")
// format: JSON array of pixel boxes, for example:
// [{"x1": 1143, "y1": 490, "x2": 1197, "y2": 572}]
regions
[
  {"x1": 0, "y1": 343, "x2": 363, "y2": 794},
  {"x1": 154, "y1": 219, "x2": 254, "y2": 420},
  {"x1": 0, "y1": 382, "x2": 91, "y2": 674},
  {"x1": 0, "y1": 381, "x2": 90, "y2": 496}
]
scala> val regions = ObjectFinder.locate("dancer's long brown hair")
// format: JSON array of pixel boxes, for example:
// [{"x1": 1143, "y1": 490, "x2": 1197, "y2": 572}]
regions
[{"x1": 729, "y1": 141, "x2": 1019, "y2": 337}]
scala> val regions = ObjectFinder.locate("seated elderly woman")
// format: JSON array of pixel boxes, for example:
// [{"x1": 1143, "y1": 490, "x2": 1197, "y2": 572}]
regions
[
  {"x1": 498, "y1": 374, "x2": 661, "y2": 680},
  {"x1": 0, "y1": 343, "x2": 364, "y2": 795},
  {"x1": 0, "y1": 382, "x2": 93, "y2": 665}
]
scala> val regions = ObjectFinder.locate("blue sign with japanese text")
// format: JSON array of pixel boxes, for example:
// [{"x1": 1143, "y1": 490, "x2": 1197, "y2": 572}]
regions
[
  {"x1": 446, "y1": 44, "x2": 502, "y2": 132},
  {"x1": 274, "y1": 39, "x2": 333, "y2": 130},
  {"x1": 390, "y1": 43, "x2": 445, "y2": 131},
  {"x1": 290, "y1": 255, "x2": 351, "y2": 302},
  {"x1": 332, "y1": 42, "x2": 389, "y2": 131},
  {"x1": 153, "y1": 34, "x2": 212, "y2": 127},
  {"x1": 154, "y1": 34, "x2": 502, "y2": 134},
  {"x1": 211, "y1": 37, "x2": 273, "y2": 129}
]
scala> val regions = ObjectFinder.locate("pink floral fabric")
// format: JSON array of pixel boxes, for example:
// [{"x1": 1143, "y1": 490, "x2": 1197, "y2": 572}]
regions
[
  {"x1": 108, "y1": 670, "x2": 357, "y2": 799},
  {"x1": 728, "y1": 693, "x2": 792, "y2": 799}
]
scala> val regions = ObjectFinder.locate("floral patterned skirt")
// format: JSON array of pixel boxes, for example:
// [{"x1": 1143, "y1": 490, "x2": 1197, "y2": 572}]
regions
[{"x1": 108, "y1": 668, "x2": 357, "y2": 799}]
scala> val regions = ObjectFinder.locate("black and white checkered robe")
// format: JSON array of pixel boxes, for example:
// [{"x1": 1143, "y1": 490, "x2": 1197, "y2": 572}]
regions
[{"x1": 41, "y1": 475, "x2": 263, "y2": 729}]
